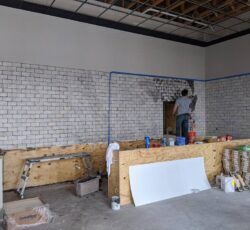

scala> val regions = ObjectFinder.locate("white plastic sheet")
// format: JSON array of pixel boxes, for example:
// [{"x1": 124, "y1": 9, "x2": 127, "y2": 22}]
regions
[
  {"x1": 129, "y1": 157, "x2": 211, "y2": 207},
  {"x1": 106, "y1": 142, "x2": 120, "y2": 176}
]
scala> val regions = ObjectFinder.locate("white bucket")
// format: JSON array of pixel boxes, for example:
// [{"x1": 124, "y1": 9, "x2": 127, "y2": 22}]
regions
[
  {"x1": 169, "y1": 138, "x2": 175, "y2": 146},
  {"x1": 111, "y1": 196, "x2": 120, "y2": 210},
  {"x1": 221, "y1": 176, "x2": 235, "y2": 193}
]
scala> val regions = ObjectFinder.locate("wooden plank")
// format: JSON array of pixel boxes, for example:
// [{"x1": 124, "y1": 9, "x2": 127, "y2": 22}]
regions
[
  {"x1": 108, "y1": 150, "x2": 119, "y2": 198},
  {"x1": 114, "y1": 139, "x2": 250, "y2": 206}
]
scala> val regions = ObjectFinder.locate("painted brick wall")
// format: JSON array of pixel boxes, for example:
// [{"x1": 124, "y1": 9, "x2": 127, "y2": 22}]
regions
[
  {"x1": 194, "y1": 81, "x2": 206, "y2": 136},
  {"x1": 110, "y1": 74, "x2": 163, "y2": 141},
  {"x1": 1, "y1": 60, "x2": 248, "y2": 148},
  {"x1": 0, "y1": 62, "x2": 109, "y2": 149},
  {"x1": 206, "y1": 74, "x2": 250, "y2": 138},
  {"x1": 110, "y1": 74, "x2": 205, "y2": 141},
  {"x1": 0, "y1": 61, "x2": 205, "y2": 149}
]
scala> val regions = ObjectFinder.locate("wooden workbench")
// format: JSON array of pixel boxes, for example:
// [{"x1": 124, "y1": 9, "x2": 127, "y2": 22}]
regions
[{"x1": 108, "y1": 139, "x2": 250, "y2": 206}]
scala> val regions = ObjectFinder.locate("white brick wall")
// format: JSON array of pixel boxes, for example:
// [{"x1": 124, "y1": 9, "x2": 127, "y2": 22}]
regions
[
  {"x1": 110, "y1": 74, "x2": 163, "y2": 141},
  {"x1": 0, "y1": 61, "x2": 205, "y2": 149},
  {"x1": 0, "y1": 62, "x2": 109, "y2": 149},
  {"x1": 206, "y1": 74, "x2": 250, "y2": 138},
  {"x1": 194, "y1": 81, "x2": 206, "y2": 136},
  {"x1": 110, "y1": 74, "x2": 206, "y2": 141}
]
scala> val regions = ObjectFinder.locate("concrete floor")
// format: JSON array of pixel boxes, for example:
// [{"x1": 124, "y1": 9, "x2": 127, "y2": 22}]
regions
[{"x1": 3, "y1": 182, "x2": 250, "y2": 230}]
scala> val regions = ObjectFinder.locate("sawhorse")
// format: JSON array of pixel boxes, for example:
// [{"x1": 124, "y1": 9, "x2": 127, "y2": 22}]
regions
[{"x1": 17, "y1": 152, "x2": 94, "y2": 199}]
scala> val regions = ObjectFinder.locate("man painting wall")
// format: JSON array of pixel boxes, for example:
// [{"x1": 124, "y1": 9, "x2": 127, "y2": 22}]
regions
[{"x1": 172, "y1": 89, "x2": 192, "y2": 144}]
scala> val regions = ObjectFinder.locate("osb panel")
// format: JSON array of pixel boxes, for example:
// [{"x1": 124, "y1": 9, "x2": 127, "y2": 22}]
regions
[
  {"x1": 117, "y1": 139, "x2": 250, "y2": 206},
  {"x1": 3, "y1": 139, "x2": 158, "y2": 191},
  {"x1": 107, "y1": 139, "x2": 161, "y2": 198},
  {"x1": 118, "y1": 139, "x2": 161, "y2": 150}
]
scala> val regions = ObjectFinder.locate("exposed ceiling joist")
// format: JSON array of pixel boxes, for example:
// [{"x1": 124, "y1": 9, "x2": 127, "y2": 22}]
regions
[
  {"x1": 182, "y1": 0, "x2": 211, "y2": 15},
  {"x1": 168, "y1": 0, "x2": 185, "y2": 11},
  {"x1": 0, "y1": 0, "x2": 249, "y2": 46}
]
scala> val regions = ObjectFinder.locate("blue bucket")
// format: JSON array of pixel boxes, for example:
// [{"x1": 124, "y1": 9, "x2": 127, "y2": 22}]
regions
[
  {"x1": 176, "y1": 136, "x2": 186, "y2": 146},
  {"x1": 145, "y1": 135, "x2": 150, "y2": 148}
]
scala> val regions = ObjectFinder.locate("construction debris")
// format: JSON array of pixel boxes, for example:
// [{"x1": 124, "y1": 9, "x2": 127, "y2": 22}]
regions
[
  {"x1": 232, "y1": 150, "x2": 241, "y2": 173},
  {"x1": 222, "y1": 147, "x2": 250, "y2": 192},
  {"x1": 3, "y1": 197, "x2": 54, "y2": 230}
]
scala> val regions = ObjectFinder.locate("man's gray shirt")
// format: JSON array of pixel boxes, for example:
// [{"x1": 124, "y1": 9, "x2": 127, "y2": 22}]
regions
[{"x1": 175, "y1": 96, "x2": 192, "y2": 116}]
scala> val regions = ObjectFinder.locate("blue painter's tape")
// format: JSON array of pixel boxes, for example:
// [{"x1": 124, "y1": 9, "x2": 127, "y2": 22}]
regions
[
  {"x1": 205, "y1": 72, "x2": 250, "y2": 82},
  {"x1": 110, "y1": 71, "x2": 205, "y2": 82}
]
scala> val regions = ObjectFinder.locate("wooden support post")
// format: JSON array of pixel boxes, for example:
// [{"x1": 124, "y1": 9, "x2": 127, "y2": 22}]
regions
[{"x1": 108, "y1": 150, "x2": 119, "y2": 198}]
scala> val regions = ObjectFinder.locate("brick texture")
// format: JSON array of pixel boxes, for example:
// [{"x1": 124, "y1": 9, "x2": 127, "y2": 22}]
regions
[
  {"x1": 206, "y1": 74, "x2": 250, "y2": 138},
  {"x1": 0, "y1": 62, "x2": 108, "y2": 149},
  {"x1": 110, "y1": 74, "x2": 205, "y2": 141},
  {"x1": 0, "y1": 61, "x2": 205, "y2": 149}
]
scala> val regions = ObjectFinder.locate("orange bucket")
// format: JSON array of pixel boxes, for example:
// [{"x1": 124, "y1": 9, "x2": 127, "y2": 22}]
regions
[{"x1": 188, "y1": 131, "x2": 196, "y2": 144}]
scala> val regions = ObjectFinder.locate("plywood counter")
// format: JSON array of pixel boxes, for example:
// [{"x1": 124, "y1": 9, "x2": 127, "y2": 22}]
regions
[{"x1": 108, "y1": 139, "x2": 250, "y2": 206}]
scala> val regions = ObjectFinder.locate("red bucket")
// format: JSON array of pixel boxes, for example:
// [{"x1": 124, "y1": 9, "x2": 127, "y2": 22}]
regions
[{"x1": 188, "y1": 131, "x2": 196, "y2": 144}]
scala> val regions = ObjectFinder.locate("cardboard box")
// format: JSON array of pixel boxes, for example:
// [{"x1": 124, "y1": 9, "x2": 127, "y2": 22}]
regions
[{"x1": 4, "y1": 197, "x2": 53, "y2": 230}]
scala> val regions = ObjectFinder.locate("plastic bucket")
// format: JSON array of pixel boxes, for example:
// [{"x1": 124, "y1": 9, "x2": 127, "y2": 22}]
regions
[
  {"x1": 176, "y1": 136, "x2": 186, "y2": 146},
  {"x1": 111, "y1": 196, "x2": 120, "y2": 210},
  {"x1": 169, "y1": 137, "x2": 175, "y2": 146},
  {"x1": 188, "y1": 131, "x2": 196, "y2": 144},
  {"x1": 221, "y1": 176, "x2": 235, "y2": 193},
  {"x1": 145, "y1": 135, "x2": 150, "y2": 148}
]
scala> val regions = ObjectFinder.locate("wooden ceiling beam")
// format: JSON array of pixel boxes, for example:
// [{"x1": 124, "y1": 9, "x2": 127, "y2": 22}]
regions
[
  {"x1": 168, "y1": 0, "x2": 186, "y2": 11},
  {"x1": 180, "y1": 2, "x2": 185, "y2": 13},
  {"x1": 209, "y1": 3, "x2": 248, "y2": 22},
  {"x1": 211, "y1": 0, "x2": 217, "y2": 6},
  {"x1": 131, "y1": 0, "x2": 165, "y2": 9},
  {"x1": 198, "y1": 0, "x2": 234, "y2": 19},
  {"x1": 153, "y1": 0, "x2": 166, "y2": 6},
  {"x1": 127, "y1": 1, "x2": 138, "y2": 9},
  {"x1": 182, "y1": 0, "x2": 211, "y2": 15},
  {"x1": 230, "y1": 2, "x2": 236, "y2": 11},
  {"x1": 165, "y1": 0, "x2": 170, "y2": 7}
]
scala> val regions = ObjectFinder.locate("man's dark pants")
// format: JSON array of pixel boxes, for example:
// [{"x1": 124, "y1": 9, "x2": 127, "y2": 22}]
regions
[{"x1": 176, "y1": 114, "x2": 189, "y2": 144}]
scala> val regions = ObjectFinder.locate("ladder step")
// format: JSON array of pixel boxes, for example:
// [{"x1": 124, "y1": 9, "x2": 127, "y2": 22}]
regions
[{"x1": 21, "y1": 175, "x2": 28, "y2": 180}]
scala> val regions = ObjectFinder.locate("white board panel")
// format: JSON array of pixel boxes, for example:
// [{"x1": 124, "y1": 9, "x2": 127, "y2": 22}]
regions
[{"x1": 129, "y1": 157, "x2": 211, "y2": 207}]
